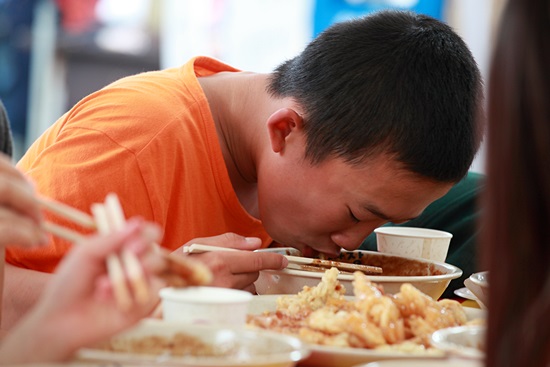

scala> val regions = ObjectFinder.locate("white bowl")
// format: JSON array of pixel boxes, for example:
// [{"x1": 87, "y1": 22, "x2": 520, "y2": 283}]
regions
[
  {"x1": 160, "y1": 286, "x2": 253, "y2": 325},
  {"x1": 255, "y1": 250, "x2": 462, "y2": 299},
  {"x1": 374, "y1": 226, "x2": 453, "y2": 262},
  {"x1": 77, "y1": 318, "x2": 309, "y2": 367},
  {"x1": 354, "y1": 358, "x2": 483, "y2": 367},
  {"x1": 430, "y1": 325, "x2": 486, "y2": 360},
  {"x1": 465, "y1": 271, "x2": 489, "y2": 309}
]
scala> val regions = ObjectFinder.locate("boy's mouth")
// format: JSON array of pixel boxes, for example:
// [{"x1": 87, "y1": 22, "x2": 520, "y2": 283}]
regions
[{"x1": 301, "y1": 245, "x2": 340, "y2": 258}]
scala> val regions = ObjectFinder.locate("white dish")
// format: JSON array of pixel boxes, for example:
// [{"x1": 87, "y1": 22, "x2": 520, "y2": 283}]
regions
[
  {"x1": 300, "y1": 344, "x2": 444, "y2": 367},
  {"x1": 454, "y1": 287, "x2": 477, "y2": 301},
  {"x1": 470, "y1": 271, "x2": 489, "y2": 286},
  {"x1": 77, "y1": 318, "x2": 308, "y2": 367},
  {"x1": 356, "y1": 358, "x2": 483, "y2": 367},
  {"x1": 430, "y1": 325, "x2": 486, "y2": 360},
  {"x1": 255, "y1": 250, "x2": 462, "y2": 300},
  {"x1": 464, "y1": 271, "x2": 489, "y2": 309},
  {"x1": 248, "y1": 295, "x2": 485, "y2": 367}
]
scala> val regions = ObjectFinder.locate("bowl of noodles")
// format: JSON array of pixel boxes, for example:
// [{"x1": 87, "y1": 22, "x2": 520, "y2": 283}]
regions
[{"x1": 254, "y1": 250, "x2": 462, "y2": 300}]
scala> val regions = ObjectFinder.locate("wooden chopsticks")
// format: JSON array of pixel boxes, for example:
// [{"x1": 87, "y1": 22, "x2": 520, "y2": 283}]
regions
[
  {"x1": 184, "y1": 243, "x2": 383, "y2": 275},
  {"x1": 36, "y1": 193, "x2": 149, "y2": 310},
  {"x1": 37, "y1": 196, "x2": 96, "y2": 229},
  {"x1": 286, "y1": 254, "x2": 383, "y2": 274},
  {"x1": 42, "y1": 221, "x2": 85, "y2": 243},
  {"x1": 92, "y1": 193, "x2": 150, "y2": 309},
  {"x1": 36, "y1": 194, "x2": 213, "y2": 308},
  {"x1": 36, "y1": 196, "x2": 95, "y2": 243}
]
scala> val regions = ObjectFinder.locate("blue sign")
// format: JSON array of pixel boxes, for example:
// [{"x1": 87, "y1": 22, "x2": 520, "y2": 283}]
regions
[{"x1": 314, "y1": 0, "x2": 446, "y2": 36}]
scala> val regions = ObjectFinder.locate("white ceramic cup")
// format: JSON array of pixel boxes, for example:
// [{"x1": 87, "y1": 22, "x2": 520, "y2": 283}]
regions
[
  {"x1": 374, "y1": 226, "x2": 453, "y2": 263},
  {"x1": 159, "y1": 286, "x2": 253, "y2": 325}
]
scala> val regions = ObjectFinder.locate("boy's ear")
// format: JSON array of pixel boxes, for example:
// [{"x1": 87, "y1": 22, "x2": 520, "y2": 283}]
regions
[{"x1": 266, "y1": 108, "x2": 304, "y2": 153}]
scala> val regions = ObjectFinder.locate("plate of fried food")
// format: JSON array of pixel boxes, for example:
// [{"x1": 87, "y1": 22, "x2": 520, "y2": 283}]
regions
[
  {"x1": 76, "y1": 318, "x2": 309, "y2": 367},
  {"x1": 247, "y1": 268, "x2": 486, "y2": 367}
]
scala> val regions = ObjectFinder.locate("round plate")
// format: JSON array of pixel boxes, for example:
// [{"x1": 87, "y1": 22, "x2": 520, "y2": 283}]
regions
[
  {"x1": 248, "y1": 295, "x2": 486, "y2": 367},
  {"x1": 454, "y1": 287, "x2": 477, "y2": 301}
]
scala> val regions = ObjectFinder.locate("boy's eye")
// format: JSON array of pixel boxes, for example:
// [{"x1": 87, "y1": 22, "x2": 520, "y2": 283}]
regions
[{"x1": 349, "y1": 209, "x2": 360, "y2": 223}]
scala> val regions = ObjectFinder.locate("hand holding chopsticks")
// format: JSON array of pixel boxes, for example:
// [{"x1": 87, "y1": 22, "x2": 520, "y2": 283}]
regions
[
  {"x1": 36, "y1": 193, "x2": 212, "y2": 310},
  {"x1": 184, "y1": 243, "x2": 383, "y2": 275},
  {"x1": 37, "y1": 193, "x2": 150, "y2": 310}
]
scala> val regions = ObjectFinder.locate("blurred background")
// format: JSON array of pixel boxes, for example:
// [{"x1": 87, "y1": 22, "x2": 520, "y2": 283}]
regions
[{"x1": 0, "y1": 0, "x2": 505, "y2": 170}]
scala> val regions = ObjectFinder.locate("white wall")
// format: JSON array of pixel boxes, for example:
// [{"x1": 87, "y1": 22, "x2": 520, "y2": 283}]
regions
[
  {"x1": 159, "y1": 0, "x2": 313, "y2": 72},
  {"x1": 447, "y1": 0, "x2": 497, "y2": 174}
]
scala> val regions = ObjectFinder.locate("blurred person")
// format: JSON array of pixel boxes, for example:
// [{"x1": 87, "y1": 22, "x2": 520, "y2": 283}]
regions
[
  {"x1": 481, "y1": 0, "x2": 550, "y2": 366},
  {"x1": 0, "y1": 154, "x2": 44, "y2": 247},
  {"x1": 55, "y1": 0, "x2": 99, "y2": 34},
  {"x1": 0, "y1": 100, "x2": 13, "y2": 158},
  {"x1": 0, "y1": 1, "x2": 35, "y2": 154},
  {"x1": 0, "y1": 154, "x2": 46, "y2": 250},
  {"x1": 4, "y1": 10, "x2": 483, "y2": 328},
  {"x1": 0, "y1": 152, "x2": 46, "y2": 331}
]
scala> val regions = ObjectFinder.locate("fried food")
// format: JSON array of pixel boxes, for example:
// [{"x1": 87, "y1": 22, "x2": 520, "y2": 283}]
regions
[
  {"x1": 247, "y1": 267, "x2": 473, "y2": 351},
  {"x1": 156, "y1": 248, "x2": 213, "y2": 287},
  {"x1": 96, "y1": 332, "x2": 234, "y2": 357}
]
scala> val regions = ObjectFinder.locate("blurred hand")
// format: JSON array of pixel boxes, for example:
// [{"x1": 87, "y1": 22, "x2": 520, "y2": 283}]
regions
[
  {"x1": 0, "y1": 217, "x2": 165, "y2": 364},
  {"x1": 0, "y1": 154, "x2": 47, "y2": 248},
  {"x1": 177, "y1": 232, "x2": 288, "y2": 293}
]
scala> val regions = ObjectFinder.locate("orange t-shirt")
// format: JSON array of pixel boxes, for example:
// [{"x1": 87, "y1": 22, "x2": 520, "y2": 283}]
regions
[{"x1": 7, "y1": 56, "x2": 271, "y2": 272}]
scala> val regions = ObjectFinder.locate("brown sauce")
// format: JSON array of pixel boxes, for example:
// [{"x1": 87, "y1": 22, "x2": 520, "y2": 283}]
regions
[{"x1": 319, "y1": 251, "x2": 444, "y2": 276}]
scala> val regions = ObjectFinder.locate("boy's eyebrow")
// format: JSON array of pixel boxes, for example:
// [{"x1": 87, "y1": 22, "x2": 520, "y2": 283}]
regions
[{"x1": 362, "y1": 204, "x2": 418, "y2": 223}]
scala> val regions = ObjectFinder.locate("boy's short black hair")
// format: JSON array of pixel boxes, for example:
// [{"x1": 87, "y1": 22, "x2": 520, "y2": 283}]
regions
[{"x1": 268, "y1": 10, "x2": 483, "y2": 183}]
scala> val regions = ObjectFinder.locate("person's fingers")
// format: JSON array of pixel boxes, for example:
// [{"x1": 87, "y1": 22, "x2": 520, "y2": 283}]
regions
[
  {"x1": 0, "y1": 154, "x2": 27, "y2": 179},
  {"x1": 148, "y1": 303, "x2": 163, "y2": 319},
  {"x1": 189, "y1": 251, "x2": 287, "y2": 290},
  {"x1": 0, "y1": 174, "x2": 43, "y2": 225},
  {"x1": 124, "y1": 222, "x2": 163, "y2": 256},
  {"x1": 51, "y1": 219, "x2": 161, "y2": 301},
  {"x1": 206, "y1": 269, "x2": 260, "y2": 289},
  {"x1": 139, "y1": 250, "x2": 167, "y2": 275},
  {"x1": 239, "y1": 251, "x2": 288, "y2": 271},
  {"x1": 146, "y1": 233, "x2": 283, "y2": 292},
  {"x1": 0, "y1": 208, "x2": 48, "y2": 248},
  {"x1": 96, "y1": 273, "x2": 160, "y2": 301},
  {"x1": 183, "y1": 232, "x2": 263, "y2": 252},
  {"x1": 243, "y1": 283, "x2": 256, "y2": 294},
  {"x1": 93, "y1": 262, "x2": 163, "y2": 310},
  {"x1": 93, "y1": 275, "x2": 114, "y2": 302},
  {"x1": 192, "y1": 251, "x2": 287, "y2": 273}
]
